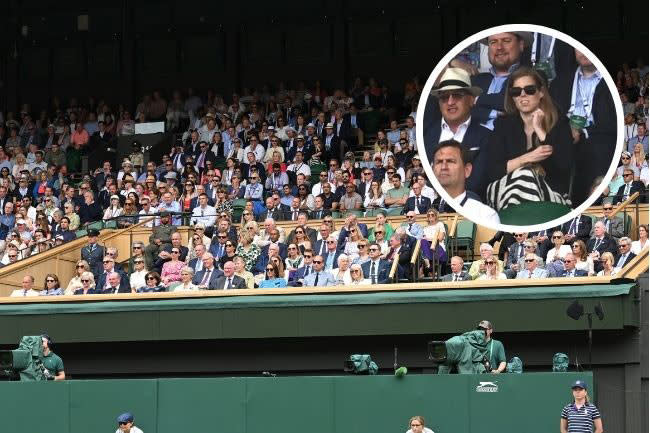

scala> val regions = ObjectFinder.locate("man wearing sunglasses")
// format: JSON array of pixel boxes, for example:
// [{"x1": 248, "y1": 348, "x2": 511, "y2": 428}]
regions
[
  {"x1": 115, "y1": 412, "x2": 143, "y2": 433},
  {"x1": 360, "y1": 243, "x2": 391, "y2": 284},
  {"x1": 613, "y1": 168, "x2": 645, "y2": 205},
  {"x1": 425, "y1": 68, "x2": 491, "y2": 197},
  {"x1": 590, "y1": 200, "x2": 624, "y2": 240},
  {"x1": 559, "y1": 253, "x2": 588, "y2": 277},
  {"x1": 302, "y1": 255, "x2": 336, "y2": 287},
  {"x1": 515, "y1": 252, "x2": 549, "y2": 279}
]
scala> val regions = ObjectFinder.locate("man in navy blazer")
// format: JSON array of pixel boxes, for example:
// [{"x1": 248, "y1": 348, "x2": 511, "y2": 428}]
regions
[
  {"x1": 361, "y1": 242, "x2": 392, "y2": 284},
  {"x1": 613, "y1": 171, "x2": 645, "y2": 204},
  {"x1": 559, "y1": 253, "x2": 588, "y2": 277},
  {"x1": 423, "y1": 68, "x2": 492, "y2": 197},
  {"x1": 288, "y1": 251, "x2": 315, "y2": 287},
  {"x1": 94, "y1": 256, "x2": 130, "y2": 292},
  {"x1": 562, "y1": 214, "x2": 592, "y2": 246},
  {"x1": 402, "y1": 183, "x2": 431, "y2": 215},
  {"x1": 471, "y1": 32, "x2": 531, "y2": 129},
  {"x1": 337, "y1": 214, "x2": 368, "y2": 248},
  {"x1": 191, "y1": 253, "x2": 224, "y2": 289}
]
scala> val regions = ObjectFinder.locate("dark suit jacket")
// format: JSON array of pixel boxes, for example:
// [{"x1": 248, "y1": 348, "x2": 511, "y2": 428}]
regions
[
  {"x1": 402, "y1": 196, "x2": 431, "y2": 214},
  {"x1": 561, "y1": 215, "x2": 592, "y2": 245},
  {"x1": 257, "y1": 208, "x2": 284, "y2": 222},
  {"x1": 614, "y1": 181, "x2": 646, "y2": 204},
  {"x1": 322, "y1": 134, "x2": 341, "y2": 161},
  {"x1": 100, "y1": 285, "x2": 131, "y2": 294},
  {"x1": 213, "y1": 275, "x2": 247, "y2": 290},
  {"x1": 191, "y1": 267, "x2": 225, "y2": 289},
  {"x1": 288, "y1": 265, "x2": 313, "y2": 287},
  {"x1": 560, "y1": 269, "x2": 589, "y2": 277},
  {"x1": 614, "y1": 251, "x2": 636, "y2": 268},
  {"x1": 241, "y1": 162, "x2": 268, "y2": 185},
  {"x1": 506, "y1": 242, "x2": 527, "y2": 269},
  {"x1": 422, "y1": 96, "x2": 492, "y2": 197},
  {"x1": 309, "y1": 209, "x2": 331, "y2": 220},
  {"x1": 361, "y1": 259, "x2": 392, "y2": 284},
  {"x1": 94, "y1": 269, "x2": 130, "y2": 293},
  {"x1": 471, "y1": 72, "x2": 507, "y2": 125},
  {"x1": 485, "y1": 114, "x2": 574, "y2": 195},
  {"x1": 440, "y1": 271, "x2": 472, "y2": 282},
  {"x1": 587, "y1": 235, "x2": 618, "y2": 273}
]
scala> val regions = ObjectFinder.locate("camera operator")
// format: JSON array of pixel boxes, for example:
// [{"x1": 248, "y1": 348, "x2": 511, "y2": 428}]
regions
[
  {"x1": 42, "y1": 334, "x2": 65, "y2": 380},
  {"x1": 477, "y1": 320, "x2": 506, "y2": 374}
]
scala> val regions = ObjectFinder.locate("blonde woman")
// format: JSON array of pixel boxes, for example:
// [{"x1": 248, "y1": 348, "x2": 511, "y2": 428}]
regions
[
  {"x1": 349, "y1": 263, "x2": 369, "y2": 285},
  {"x1": 477, "y1": 259, "x2": 507, "y2": 280},
  {"x1": 333, "y1": 254, "x2": 352, "y2": 285},
  {"x1": 236, "y1": 229, "x2": 261, "y2": 272},
  {"x1": 173, "y1": 267, "x2": 199, "y2": 291},
  {"x1": 233, "y1": 256, "x2": 255, "y2": 289},
  {"x1": 406, "y1": 416, "x2": 434, "y2": 433},
  {"x1": 65, "y1": 260, "x2": 90, "y2": 295},
  {"x1": 12, "y1": 154, "x2": 29, "y2": 178},
  {"x1": 73, "y1": 272, "x2": 96, "y2": 295},
  {"x1": 597, "y1": 252, "x2": 617, "y2": 277}
]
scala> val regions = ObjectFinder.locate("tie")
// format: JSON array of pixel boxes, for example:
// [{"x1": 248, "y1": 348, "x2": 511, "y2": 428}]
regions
[
  {"x1": 593, "y1": 238, "x2": 602, "y2": 251},
  {"x1": 569, "y1": 218, "x2": 578, "y2": 235},
  {"x1": 617, "y1": 254, "x2": 626, "y2": 268},
  {"x1": 416, "y1": 196, "x2": 420, "y2": 208},
  {"x1": 314, "y1": 272, "x2": 319, "y2": 286},
  {"x1": 528, "y1": 271, "x2": 533, "y2": 279},
  {"x1": 453, "y1": 274, "x2": 457, "y2": 282},
  {"x1": 371, "y1": 261, "x2": 377, "y2": 284},
  {"x1": 201, "y1": 270, "x2": 212, "y2": 285},
  {"x1": 197, "y1": 152, "x2": 205, "y2": 169},
  {"x1": 113, "y1": 287, "x2": 119, "y2": 294},
  {"x1": 624, "y1": 183, "x2": 631, "y2": 198},
  {"x1": 293, "y1": 211, "x2": 298, "y2": 221},
  {"x1": 408, "y1": 223, "x2": 413, "y2": 231},
  {"x1": 305, "y1": 266, "x2": 311, "y2": 276},
  {"x1": 518, "y1": 244, "x2": 524, "y2": 258},
  {"x1": 438, "y1": 198, "x2": 445, "y2": 212},
  {"x1": 320, "y1": 242, "x2": 327, "y2": 256},
  {"x1": 174, "y1": 154, "x2": 181, "y2": 169},
  {"x1": 226, "y1": 277, "x2": 232, "y2": 289}
]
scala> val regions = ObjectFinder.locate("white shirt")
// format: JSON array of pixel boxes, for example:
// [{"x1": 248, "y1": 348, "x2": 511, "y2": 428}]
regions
[
  {"x1": 455, "y1": 191, "x2": 500, "y2": 226},
  {"x1": 10, "y1": 288, "x2": 40, "y2": 297},
  {"x1": 439, "y1": 116, "x2": 471, "y2": 144},
  {"x1": 130, "y1": 269, "x2": 148, "y2": 291},
  {"x1": 138, "y1": 208, "x2": 157, "y2": 228},
  {"x1": 191, "y1": 204, "x2": 217, "y2": 227},
  {"x1": 311, "y1": 182, "x2": 335, "y2": 197},
  {"x1": 409, "y1": 184, "x2": 437, "y2": 201},
  {"x1": 244, "y1": 144, "x2": 265, "y2": 162},
  {"x1": 287, "y1": 163, "x2": 311, "y2": 178}
]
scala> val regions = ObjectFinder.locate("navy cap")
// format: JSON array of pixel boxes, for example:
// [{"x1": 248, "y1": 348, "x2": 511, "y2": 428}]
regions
[
  {"x1": 88, "y1": 228, "x2": 100, "y2": 237},
  {"x1": 571, "y1": 380, "x2": 587, "y2": 390},
  {"x1": 117, "y1": 412, "x2": 134, "y2": 423}
]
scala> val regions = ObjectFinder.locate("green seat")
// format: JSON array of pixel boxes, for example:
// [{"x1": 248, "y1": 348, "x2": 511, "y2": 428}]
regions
[
  {"x1": 87, "y1": 221, "x2": 104, "y2": 232},
  {"x1": 616, "y1": 211, "x2": 632, "y2": 237},
  {"x1": 104, "y1": 220, "x2": 118, "y2": 229},
  {"x1": 453, "y1": 219, "x2": 476, "y2": 261},
  {"x1": 310, "y1": 163, "x2": 327, "y2": 185},
  {"x1": 385, "y1": 207, "x2": 403, "y2": 216},
  {"x1": 231, "y1": 199, "x2": 247, "y2": 223},
  {"x1": 75, "y1": 229, "x2": 88, "y2": 238},
  {"x1": 498, "y1": 201, "x2": 572, "y2": 226}
]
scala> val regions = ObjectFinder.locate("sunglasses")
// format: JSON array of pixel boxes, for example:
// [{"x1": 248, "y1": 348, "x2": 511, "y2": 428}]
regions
[
  {"x1": 375, "y1": 231, "x2": 384, "y2": 235},
  {"x1": 552, "y1": 235, "x2": 562, "y2": 239},
  {"x1": 288, "y1": 246, "x2": 297, "y2": 250},
  {"x1": 171, "y1": 250, "x2": 180, "y2": 254},
  {"x1": 621, "y1": 156, "x2": 631, "y2": 160},
  {"x1": 9, "y1": 255, "x2": 17, "y2": 258},
  {"x1": 146, "y1": 276, "x2": 157, "y2": 280},
  {"x1": 312, "y1": 260, "x2": 323, "y2": 264},
  {"x1": 304, "y1": 255, "x2": 312, "y2": 259},
  {"x1": 358, "y1": 245, "x2": 367, "y2": 248},
  {"x1": 485, "y1": 261, "x2": 495, "y2": 265},
  {"x1": 508, "y1": 85, "x2": 538, "y2": 97},
  {"x1": 295, "y1": 230, "x2": 304, "y2": 234},
  {"x1": 225, "y1": 243, "x2": 234, "y2": 247},
  {"x1": 81, "y1": 279, "x2": 90, "y2": 283},
  {"x1": 218, "y1": 235, "x2": 227, "y2": 238},
  {"x1": 623, "y1": 173, "x2": 633, "y2": 177},
  {"x1": 326, "y1": 240, "x2": 336, "y2": 244},
  {"x1": 103, "y1": 260, "x2": 113, "y2": 264},
  {"x1": 133, "y1": 246, "x2": 142, "y2": 249},
  {"x1": 46, "y1": 279, "x2": 56, "y2": 282},
  {"x1": 266, "y1": 268, "x2": 275, "y2": 272},
  {"x1": 603, "y1": 207, "x2": 613, "y2": 211},
  {"x1": 438, "y1": 91, "x2": 468, "y2": 101},
  {"x1": 76, "y1": 264, "x2": 85, "y2": 268},
  {"x1": 524, "y1": 259, "x2": 535, "y2": 262},
  {"x1": 134, "y1": 260, "x2": 144, "y2": 264}
]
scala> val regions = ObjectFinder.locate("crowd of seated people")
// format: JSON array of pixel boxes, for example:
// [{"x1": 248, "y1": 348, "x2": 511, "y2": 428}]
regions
[{"x1": 0, "y1": 61, "x2": 647, "y2": 295}]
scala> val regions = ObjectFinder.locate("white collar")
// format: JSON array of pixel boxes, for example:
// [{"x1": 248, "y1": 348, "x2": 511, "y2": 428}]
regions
[{"x1": 441, "y1": 116, "x2": 472, "y2": 132}]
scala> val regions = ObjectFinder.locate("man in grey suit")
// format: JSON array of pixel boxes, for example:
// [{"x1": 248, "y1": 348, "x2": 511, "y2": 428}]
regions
[
  {"x1": 516, "y1": 253, "x2": 549, "y2": 279},
  {"x1": 590, "y1": 201, "x2": 624, "y2": 239},
  {"x1": 192, "y1": 253, "x2": 224, "y2": 289},
  {"x1": 303, "y1": 255, "x2": 336, "y2": 287},
  {"x1": 213, "y1": 261, "x2": 247, "y2": 290},
  {"x1": 441, "y1": 256, "x2": 471, "y2": 282}
]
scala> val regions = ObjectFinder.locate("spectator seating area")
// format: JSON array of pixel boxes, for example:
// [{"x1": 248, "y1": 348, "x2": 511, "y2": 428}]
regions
[{"x1": 0, "y1": 63, "x2": 648, "y2": 297}]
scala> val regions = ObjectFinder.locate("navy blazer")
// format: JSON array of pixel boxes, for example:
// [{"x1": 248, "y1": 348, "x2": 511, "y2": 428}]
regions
[
  {"x1": 561, "y1": 215, "x2": 592, "y2": 245},
  {"x1": 361, "y1": 259, "x2": 392, "y2": 284},
  {"x1": 614, "y1": 251, "x2": 636, "y2": 268},
  {"x1": 471, "y1": 72, "x2": 507, "y2": 126},
  {"x1": 422, "y1": 95, "x2": 492, "y2": 197},
  {"x1": 191, "y1": 267, "x2": 225, "y2": 289},
  {"x1": 94, "y1": 269, "x2": 130, "y2": 293},
  {"x1": 288, "y1": 265, "x2": 314, "y2": 287},
  {"x1": 560, "y1": 269, "x2": 589, "y2": 277},
  {"x1": 614, "y1": 181, "x2": 646, "y2": 204},
  {"x1": 402, "y1": 196, "x2": 431, "y2": 215}
]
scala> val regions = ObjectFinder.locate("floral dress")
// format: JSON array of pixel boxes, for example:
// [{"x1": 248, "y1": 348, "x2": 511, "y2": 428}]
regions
[{"x1": 236, "y1": 244, "x2": 261, "y2": 272}]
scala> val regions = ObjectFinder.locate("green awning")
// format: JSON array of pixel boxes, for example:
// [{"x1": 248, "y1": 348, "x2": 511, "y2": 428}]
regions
[{"x1": 0, "y1": 283, "x2": 635, "y2": 316}]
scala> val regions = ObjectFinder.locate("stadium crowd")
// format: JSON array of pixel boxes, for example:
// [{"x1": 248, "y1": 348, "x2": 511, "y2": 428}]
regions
[{"x1": 0, "y1": 31, "x2": 647, "y2": 295}]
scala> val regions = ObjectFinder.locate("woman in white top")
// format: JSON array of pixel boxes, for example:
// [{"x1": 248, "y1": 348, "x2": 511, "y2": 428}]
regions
[
  {"x1": 349, "y1": 263, "x2": 370, "y2": 285},
  {"x1": 227, "y1": 139, "x2": 245, "y2": 163},
  {"x1": 343, "y1": 228, "x2": 364, "y2": 263},
  {"x1": 546, "y1": 230, "x2": 572, "y2": 263},
  {"x1": 597, "y1": 252, "x2": 617, "y2": 277},
  {"x1": 103, "y1": 195, "x2": 124, "y2": 221},
  {"x1": 571, "y1": 240, "x2": 594, "y2": 275},
  {"x1": 631, "y1": 224, "x2": 648, "y2": 254},
  {"x1": 423, "y1": 209, "x2": 447, "y2": 251},
  {"x1": 12, "y1": 154, "x2": 29, "y2": 179},
  {"x1": 173, "y1": 266, "x2": 200, "y2": 291},
  {"x1": 263, "y1": 141, "x2": 285, "y2": 163},
  {"x1": 129, "y1": 257, "x2": 148, "y2": 292},
  {"x1": 333, "y1": 255, "x2": 352, "y2": 285},
  {"x1": 406, "y1": 415, "x2": 435, "y2": 433},
  {"x1": 364, "y1": 180, "x2": 385, "y2": 215},
  {"x1": 117, "y1": 161, "x2": 138, "y2": 188},
  {"x1": 65, "y1": 260, "x2": 91, "y2": 295},
  {"x1": 477, "y1": 258, "x2": 507, "y2": 280}
]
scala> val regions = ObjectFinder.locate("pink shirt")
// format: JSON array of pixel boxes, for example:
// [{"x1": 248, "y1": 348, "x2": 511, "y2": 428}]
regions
[
  {"x1": 71, "y1": 130, "x2": 89, "y2": 146},
  {"x1": 161, "y1": 260, "x2": 185, "y2": 285}
]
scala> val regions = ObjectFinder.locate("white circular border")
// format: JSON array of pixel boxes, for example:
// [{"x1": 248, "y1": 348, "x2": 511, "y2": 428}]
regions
[{"x1": 416, "y1": 24, "x2": 624, "y2": 233}]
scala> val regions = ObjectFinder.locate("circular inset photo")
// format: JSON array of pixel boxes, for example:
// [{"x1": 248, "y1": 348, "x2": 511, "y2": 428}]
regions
[{"x1": 416, "y1": 24, "x2": 623, "y2": 232}]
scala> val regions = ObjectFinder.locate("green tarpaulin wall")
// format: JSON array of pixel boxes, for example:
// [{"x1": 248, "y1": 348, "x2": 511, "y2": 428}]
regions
[{"x1": 0, "y1": 372, "x2": 592, "y2": 433}]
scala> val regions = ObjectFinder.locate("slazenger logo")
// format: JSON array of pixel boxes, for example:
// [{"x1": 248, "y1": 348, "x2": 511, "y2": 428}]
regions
[{"x1": 476, "y1": 381, "x2": 498, "y2": 393}]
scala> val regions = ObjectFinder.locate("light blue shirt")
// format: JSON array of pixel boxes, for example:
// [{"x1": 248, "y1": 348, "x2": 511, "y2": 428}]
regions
[
  {"x1": 387, "y1": 130, "x2": 400, "y2": 144},
  {"x1": 570, "y1": 68, "x2": 603, "y2": 127},
  {"x1": 325, "y1": 252, "x2": 336, "y2": 270},
  {"x1": 303, "y1": 270, "x2": 336, "y2": 287},
  {"x1": 245, "y1": 183, "x2": 263, "y2": 201},
  {"x1": 483, "y1": 63, "x2": 519, "y2": 130},
  {"x1": 158, "y1": 201, "x2": 182, "y2": 225}
]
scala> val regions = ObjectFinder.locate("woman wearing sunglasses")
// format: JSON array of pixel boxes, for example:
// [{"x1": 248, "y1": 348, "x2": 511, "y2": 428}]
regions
[
  {"x1": 73, "y1": 272, "x2": 97, "y2": 295},
  {"x1": 486, "y1": 66, "x2": 573, "y2": 211},
  {"x1": 65, "y1": 260, "x2": 91, "y2": 294},
  {"x1": 137, "y1": 271, "x2": 165, "y2": 293},
  {"x1": 259, "y1": 262, "x2": 287, "y2": 288}
]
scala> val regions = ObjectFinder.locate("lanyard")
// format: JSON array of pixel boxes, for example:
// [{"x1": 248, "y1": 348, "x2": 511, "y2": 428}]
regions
[
  {"x1": 569, "y1": 67, "x2": 601, "y2": 120},
  {"x1": 530, "y1": 33, "x2": 555, "y2": 64}
]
